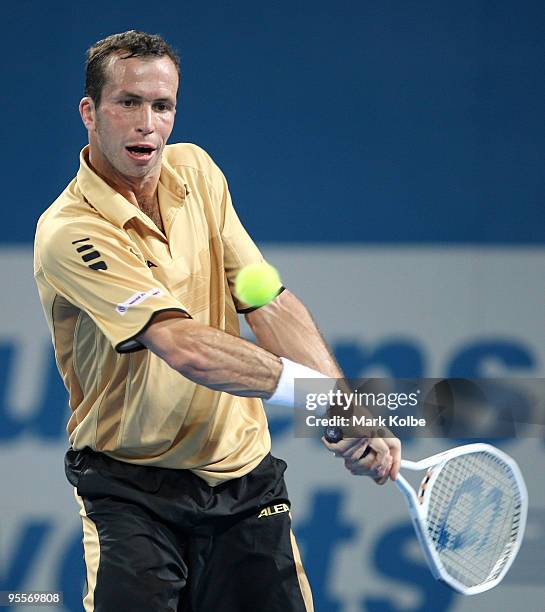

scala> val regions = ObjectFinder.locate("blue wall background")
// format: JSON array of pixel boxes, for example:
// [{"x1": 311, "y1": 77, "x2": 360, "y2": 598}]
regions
[{"x1": 3, "y1": 0, "x2": 545, "y2": 244}]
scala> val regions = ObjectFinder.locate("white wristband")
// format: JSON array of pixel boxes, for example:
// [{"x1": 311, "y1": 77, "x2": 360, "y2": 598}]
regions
[{"x1": 267, "y1": 357, "x2": 336, "y2": 412}]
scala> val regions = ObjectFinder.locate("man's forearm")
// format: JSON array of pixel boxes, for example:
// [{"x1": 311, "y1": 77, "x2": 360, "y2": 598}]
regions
[
  {"x1": 246, "y1": 290, "x2": 377, "y2": 417},
  {"x1": 246, "y1": 289, "x2": 343, "y2": 378},
  {"x1": 246, "y1": 290, "x2": 401, "y2": 479},
  {"x1": 139, "y1": 290, "x2": 343, "y2": 405},
  {"x1": 140, "y1": 315, "x2": 282, "y2": 397}
]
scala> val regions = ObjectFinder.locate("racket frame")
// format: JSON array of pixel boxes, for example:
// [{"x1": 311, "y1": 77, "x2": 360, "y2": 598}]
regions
[{"x1": 395, "y1": 443, "x2": 528, "y2": 595}]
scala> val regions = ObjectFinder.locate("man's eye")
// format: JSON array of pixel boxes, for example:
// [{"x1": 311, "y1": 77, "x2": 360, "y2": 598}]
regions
[
  {"x1": 154, "y1": 103, "x2": 169, "y2": 112},
  {"x1": 121, "y1": 99, "x2": 136, "y2": 107}
]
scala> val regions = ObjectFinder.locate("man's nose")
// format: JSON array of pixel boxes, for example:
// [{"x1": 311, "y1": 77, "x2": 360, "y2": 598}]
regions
[{"x1": 136, "y1": 104, "x2": 154, "y2": 134}]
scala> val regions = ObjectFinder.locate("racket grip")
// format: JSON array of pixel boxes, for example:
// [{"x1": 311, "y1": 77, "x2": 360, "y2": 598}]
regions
[
  {"x1": 324, "y1": 426, "x2": 372, "y2": 457},
  {"x1": 324, "y1": 426, "x2": 344, "y2": 443}
]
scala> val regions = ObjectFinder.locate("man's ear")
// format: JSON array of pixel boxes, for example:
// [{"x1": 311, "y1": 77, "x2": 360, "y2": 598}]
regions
[{"x1": 79, "y1": 96, "x2": 96, "y2": 131}]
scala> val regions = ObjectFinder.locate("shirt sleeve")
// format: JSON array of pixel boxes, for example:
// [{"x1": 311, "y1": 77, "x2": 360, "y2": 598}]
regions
[{"x1": 38, "y1": 218, "x2": 190, "y2": 353}]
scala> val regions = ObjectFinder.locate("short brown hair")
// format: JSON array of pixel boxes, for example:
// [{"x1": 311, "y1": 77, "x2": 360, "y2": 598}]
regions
[{"x1": 85, "y1": 30, "x2": 180, "y2": 107}]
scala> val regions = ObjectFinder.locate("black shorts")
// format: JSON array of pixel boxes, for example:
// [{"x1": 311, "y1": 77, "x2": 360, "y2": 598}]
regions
[{"x1": 65, "y1": 448, "x2": 313, "y2": 612}]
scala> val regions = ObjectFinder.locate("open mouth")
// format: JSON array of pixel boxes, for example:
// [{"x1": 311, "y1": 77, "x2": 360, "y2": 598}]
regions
[{"x1": 125, "y1": 145, "x2": 156, "y2": 160}]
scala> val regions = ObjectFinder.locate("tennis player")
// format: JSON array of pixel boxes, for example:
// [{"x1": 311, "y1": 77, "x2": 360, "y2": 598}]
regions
[{"x1": 34, "y1": 30, "x2": 401, "y2": 612}]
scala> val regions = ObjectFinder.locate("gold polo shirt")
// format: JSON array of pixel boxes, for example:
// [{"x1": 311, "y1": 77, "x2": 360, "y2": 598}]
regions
[{"x1": 34, "y1": 143, "x2": 271, "y2": 485}]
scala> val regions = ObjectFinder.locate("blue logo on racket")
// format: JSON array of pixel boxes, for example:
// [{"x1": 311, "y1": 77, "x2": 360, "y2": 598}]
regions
[{"x1": 436, "y1": 476, "x2": 503, "y2": 552}]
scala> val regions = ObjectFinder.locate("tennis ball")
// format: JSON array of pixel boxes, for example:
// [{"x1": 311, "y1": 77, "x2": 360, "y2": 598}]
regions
[{"x1": 235, "y1": 263, "x2": 282, "y2": 307}]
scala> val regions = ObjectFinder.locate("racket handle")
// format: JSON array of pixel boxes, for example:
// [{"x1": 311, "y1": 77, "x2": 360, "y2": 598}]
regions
[
  {"x1": 324, "y1": 426, "x2": 372, "y2": 457},
  {"x1": 324, "y1": 426, "x2": 344, "y2": 443}
]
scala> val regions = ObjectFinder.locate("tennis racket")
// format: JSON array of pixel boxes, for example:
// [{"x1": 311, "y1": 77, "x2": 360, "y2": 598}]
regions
[{"x1": 325, "y1": 429, "x2": 528, "y2": 594}]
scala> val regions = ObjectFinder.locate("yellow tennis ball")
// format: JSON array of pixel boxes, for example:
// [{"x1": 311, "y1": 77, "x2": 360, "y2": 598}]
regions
[{"x1": 235, "y1": 263, "x2": 282, "y2": 307}]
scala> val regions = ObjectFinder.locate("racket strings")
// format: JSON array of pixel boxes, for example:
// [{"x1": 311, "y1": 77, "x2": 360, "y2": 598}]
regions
[
  {"x1": 427, "y1": 465, "x2": 510, "y2": 584},
  {"x1": 424, "y1": 452, "x2": 522, "y2": 588},
  {"x1": 428, "y1": 454, "x2": 518, "y2": 585},
  {"x1": 433, "y1": 455, "x2": 517, "y2": 584}
]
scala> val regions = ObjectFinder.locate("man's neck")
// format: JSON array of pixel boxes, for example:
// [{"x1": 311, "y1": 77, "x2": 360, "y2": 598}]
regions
[
  {"x1": 88, "y1": 147, "x2": 160, "y2": 211},
  {"x1": 87, "y1": 147, "x2": 165, "y2": 233}
]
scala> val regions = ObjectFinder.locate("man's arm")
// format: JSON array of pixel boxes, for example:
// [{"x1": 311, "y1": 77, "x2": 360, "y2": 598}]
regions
[
  {"x1": 138, "y1": 312, "x2": 282, "y2": 397},
  {"x1": 245, "y1": 289, "x2": 401, "y2": 482},
  {"x1": 139, "y1": 291, "x2": 338, "y2": 396},
  {"x1": 244, "y1": 289, "x2": 342, "y2": 377},
  {"x1": 138, "y1": 294, "x2": 399, "y2": 482}
]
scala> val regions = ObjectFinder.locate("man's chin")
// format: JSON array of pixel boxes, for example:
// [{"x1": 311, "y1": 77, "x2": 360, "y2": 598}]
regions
[{"x1": 121, "y1": 155, "x2": 161, "y2": 178}]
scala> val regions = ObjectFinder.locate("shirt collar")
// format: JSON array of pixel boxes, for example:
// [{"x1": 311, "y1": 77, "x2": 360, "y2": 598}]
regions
[{"x1": 76, "y1": 145, "x2": 188, "y2": 229}]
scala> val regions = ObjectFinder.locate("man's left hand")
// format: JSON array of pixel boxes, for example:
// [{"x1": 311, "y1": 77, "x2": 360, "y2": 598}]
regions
[{"x1": 322, "y1": 432, "x2": 401, "y2": 485}]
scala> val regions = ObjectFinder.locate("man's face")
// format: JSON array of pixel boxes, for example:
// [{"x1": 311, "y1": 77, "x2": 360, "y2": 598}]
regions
[{"x1": 82, "y1": 54, "x2": 178, "y2": 180}]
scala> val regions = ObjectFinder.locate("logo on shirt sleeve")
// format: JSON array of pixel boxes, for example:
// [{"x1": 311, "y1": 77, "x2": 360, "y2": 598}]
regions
[
  {"x1": 115, "y1": 288, "x2": 164, "y2": 316},
  {"x1": 72, "y1": 238, "x2": 108, "y2": 271}
]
